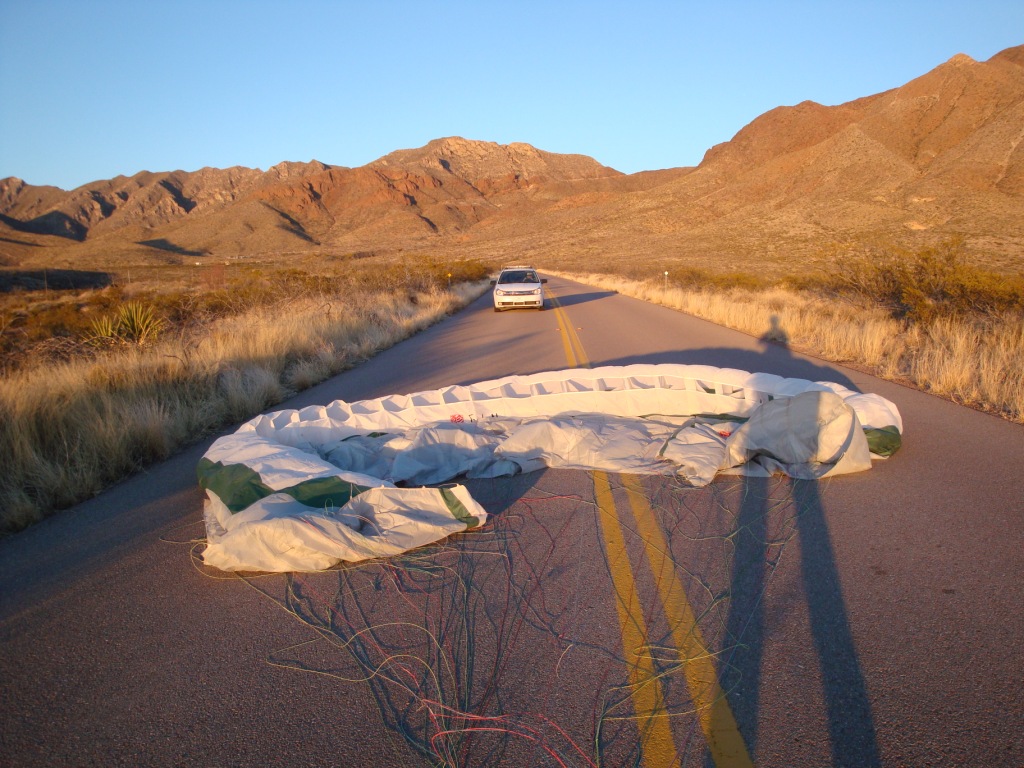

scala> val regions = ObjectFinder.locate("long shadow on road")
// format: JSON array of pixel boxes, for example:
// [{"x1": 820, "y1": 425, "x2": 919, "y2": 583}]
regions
[
  {"x1": 720, "y1": 474, "x2": 769, "y2": 757},
  {"x1": 603, "y1": 347, "x2": 859, "y2": 392},
  {"x1": 718, "y1": 475, "x2": 881, "y2": 767},
  {"x1": 545, "y1": 290, "x2": 618, "y2": 308},
  {"x1": 792, "y1": 479, "x2": 882, "y2": 767},
  {"x1": 708, "y1": 323, "x2": 880, "y2": 766}
]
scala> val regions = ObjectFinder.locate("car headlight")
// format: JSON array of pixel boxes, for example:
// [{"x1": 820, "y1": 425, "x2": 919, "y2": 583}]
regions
[
  {"x1": 531, "y1": 289, "x2": 541, "y2": 295},
  {"x1": 495, "y1": 289, "x2": 507, "y2": 296}
]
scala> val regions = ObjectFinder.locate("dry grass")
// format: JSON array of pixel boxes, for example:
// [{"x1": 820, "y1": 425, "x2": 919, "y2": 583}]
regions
[
  {"x1": 549, "y1": 270, "x2": 1024, "y2": 424},
  {"x1": 0, "y1": 282, "x2": 487, "y2": 533}
]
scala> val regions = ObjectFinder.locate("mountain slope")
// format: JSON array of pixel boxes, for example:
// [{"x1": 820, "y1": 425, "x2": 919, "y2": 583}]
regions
[
  {"x1": 0, "y1": 138, "x2": 622, "y2": 260},
  {"x1": 471, "y1": 44, "x2": 1024, "y2": 275},
  {"x1": 2, "y1": 45, "x2": 1022, "y2": 276}
]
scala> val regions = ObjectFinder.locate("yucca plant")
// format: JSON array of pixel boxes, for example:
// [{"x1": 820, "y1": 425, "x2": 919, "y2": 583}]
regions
[
  {"x1": 87, "y1": 314, "x2": 122, "y2": 347},
  {"x1": 117, "y1": 302, "x2": 165, "y2": 345},
  {"x1": 86, "y1": 303, "x2": 165, "y2": 347}
]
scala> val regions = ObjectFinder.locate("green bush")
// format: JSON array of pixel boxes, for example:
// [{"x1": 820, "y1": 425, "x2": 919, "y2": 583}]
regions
[{"x1": 828, "y1": 238, "x2": 1024, "y2": 323}]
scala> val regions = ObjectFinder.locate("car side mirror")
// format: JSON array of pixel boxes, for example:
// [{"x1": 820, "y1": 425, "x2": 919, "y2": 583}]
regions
[
  {"x1": 490, "y1": 280, "x2": 497, "y2": 286},
  {"x1": 541, "y1": 278, "x2": 548, "y2": 283}
]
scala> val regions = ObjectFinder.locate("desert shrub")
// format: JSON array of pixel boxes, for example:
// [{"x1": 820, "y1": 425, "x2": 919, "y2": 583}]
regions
[
  {"x1": 21, "y1": 301, "x2": 96, "y2": 341},
  {"x1": 440, "y1": 257, "x2": 490, "y2": 284},
  {"x1": 780, "y1": 271, "x2": 836, "y2": 293},
  {"x1": 343, "y1": 256, "x2": 490, "y2": 294},
  {"x1": 828, "y1": 238, "x2": 1024, "y2": 323},
  {"x1": 620, "y1": 264, "x2": 773, "y2": 292},
  {"x1": 2, "y1": 260, "x2": 493, "y2": 373},
  {"x1": 87, "y1": 302, "x2": 166, "y2": 346}
]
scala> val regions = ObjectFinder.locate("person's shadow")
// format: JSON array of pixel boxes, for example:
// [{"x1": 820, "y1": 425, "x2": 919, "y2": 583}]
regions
[
  {"x1": 714, "y1": 315, "x2": 881, "y2": 767},
  {"x1": 759, "y1": 314, "x2": 790, "y2": 347},
  {"x1": 603, "y1": 312, "x2": 858, "y2": 390}
]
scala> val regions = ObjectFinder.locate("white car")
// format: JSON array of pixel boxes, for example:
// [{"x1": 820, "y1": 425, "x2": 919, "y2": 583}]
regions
[{"x1": 491, "y1": 265, "x2": 547, "y2": 312}]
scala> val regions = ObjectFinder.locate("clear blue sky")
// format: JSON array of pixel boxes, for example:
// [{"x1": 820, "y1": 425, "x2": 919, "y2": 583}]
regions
[{"x1": 2, "y1": 0, "x2": 1022, "y2": 190}]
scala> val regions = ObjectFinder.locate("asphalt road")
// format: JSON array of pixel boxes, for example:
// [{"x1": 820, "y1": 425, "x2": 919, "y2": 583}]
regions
[{"x1": 2, "y1": 275, "x2": 1022, "y2": 767}]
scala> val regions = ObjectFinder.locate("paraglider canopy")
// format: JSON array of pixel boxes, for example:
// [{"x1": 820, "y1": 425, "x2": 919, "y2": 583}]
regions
[{"x1": 198, "y1": 364, "x2": 902, "y2": 572}]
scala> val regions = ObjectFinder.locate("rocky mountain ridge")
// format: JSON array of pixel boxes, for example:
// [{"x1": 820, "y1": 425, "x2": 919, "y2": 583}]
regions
[
  {"x1": 2, "y1": 44, "x2": 1022, "y2": 276},
  {"x1": 0, "y1": 137, "x2": 622, "y2": 260}
]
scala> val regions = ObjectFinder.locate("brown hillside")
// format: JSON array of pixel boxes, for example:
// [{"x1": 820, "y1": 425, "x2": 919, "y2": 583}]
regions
[
  {"x1": 253, "y1": 137, "x2": 624, "y2": 252},
  {"x1": 0, "y1": 138, "x2": 621, "y2": 262},
  {"x1": 2, "y1": 45, "x2": 1022, "y2": 277},
  {"x1": 465, "y1": 44, "x2": 1024, "y2": 276}
]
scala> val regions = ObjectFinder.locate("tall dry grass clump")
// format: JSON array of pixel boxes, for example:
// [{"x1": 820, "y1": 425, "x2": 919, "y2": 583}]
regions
[
  {"x1": 0, "y1": 281, "x2": 487, "y2": 534},
  {"x1": 548, "y1": 269, "x2": 1024, "y2": 424}
]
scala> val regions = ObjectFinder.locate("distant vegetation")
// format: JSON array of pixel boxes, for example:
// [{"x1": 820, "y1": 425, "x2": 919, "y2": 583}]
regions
[
  {"x1": 0, "y1": 255, "x2": 489, "y2": 534},
  {"x1": 549, "y1": 238, "x2": 1024, "y2": 425},
  {"x1": 0, "y1": 256, "x2": 489, "y2": 370},
  {"x1": 824, "y1": 238, "x2": 1024, "y2": 323},
  {"x1": 608, "y1": 237, "x2": 1024, "y2": 320}
]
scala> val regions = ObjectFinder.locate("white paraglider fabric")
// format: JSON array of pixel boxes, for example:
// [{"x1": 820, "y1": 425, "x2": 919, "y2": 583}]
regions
[{"x1": 198, "y1": 364, "x2": 902, "y2": 572}]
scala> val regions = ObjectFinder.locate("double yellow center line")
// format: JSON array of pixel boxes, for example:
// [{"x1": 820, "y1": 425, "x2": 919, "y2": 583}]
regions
[
  {"x1": 549, "y1": 292, "x2": 587, "y2": 369},
  {"x1": 548, "y1": 286, "x2": 753, "y2": 767}
]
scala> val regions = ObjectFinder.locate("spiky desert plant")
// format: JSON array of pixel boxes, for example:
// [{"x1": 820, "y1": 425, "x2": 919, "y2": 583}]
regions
[
  {"x1": 87, "y1": 314, "x2": 122, "y2": 347},
  {"x1": 116, "y1": 302, "x2": 165, "y2": 345}
]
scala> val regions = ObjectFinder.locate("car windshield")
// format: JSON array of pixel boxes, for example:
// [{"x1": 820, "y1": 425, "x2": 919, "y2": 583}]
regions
[{"x1": 498, "y1": 271, "x2": 537, "y2": 284}]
